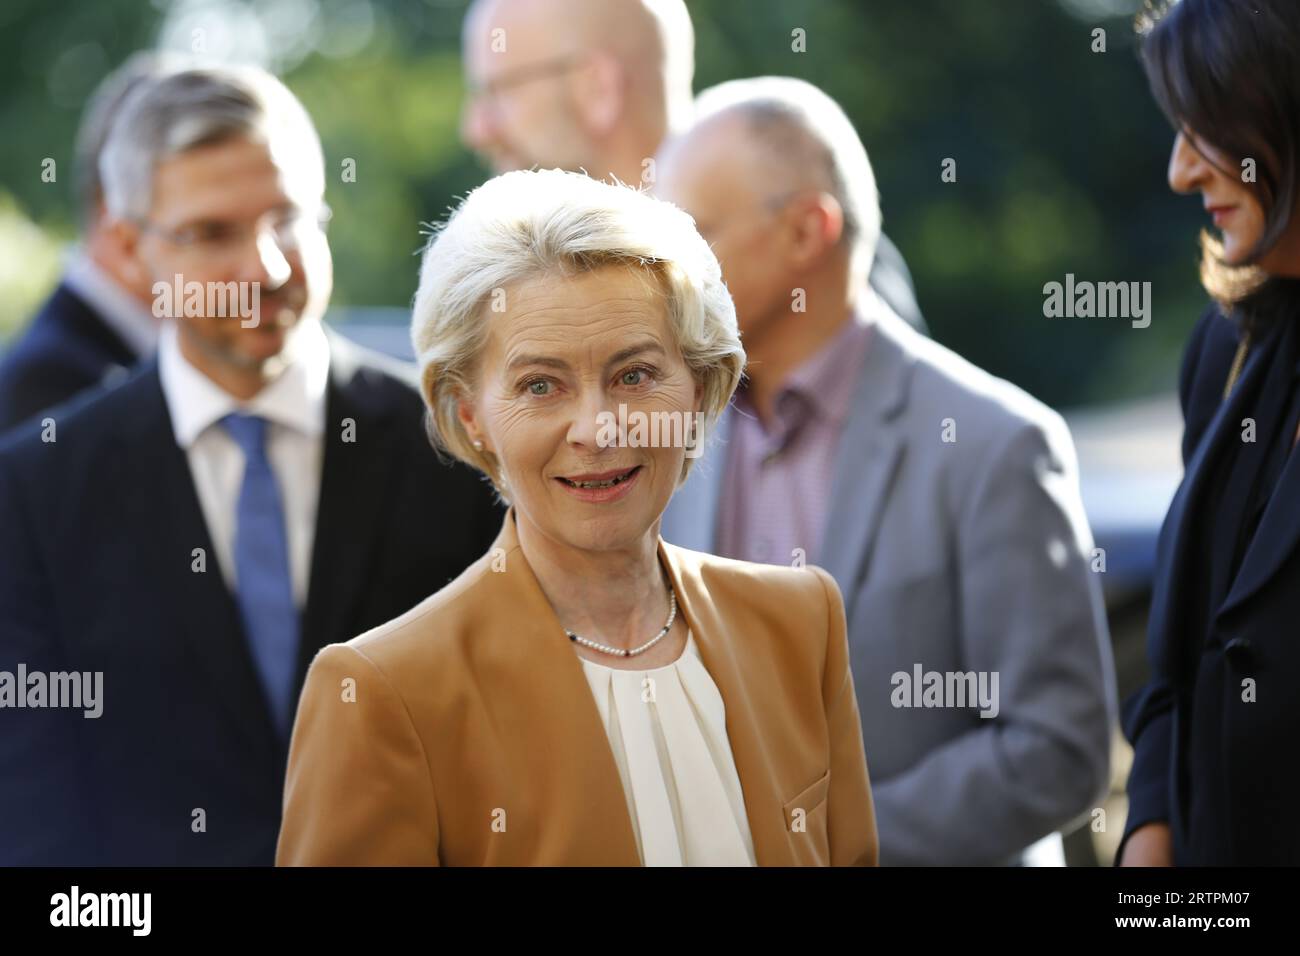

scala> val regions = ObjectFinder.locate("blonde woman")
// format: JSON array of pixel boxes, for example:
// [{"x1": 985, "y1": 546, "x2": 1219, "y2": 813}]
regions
[{"x1": 277, "y1": 169, "x2": 876, "y2": 866}]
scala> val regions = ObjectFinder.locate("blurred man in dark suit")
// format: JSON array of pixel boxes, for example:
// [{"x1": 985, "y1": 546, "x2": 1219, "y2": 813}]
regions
[
  {"x1": 0, "y1": 64, "x2": 504, "y2": 865},
  {"x1": 0, "y1": 54, "x2": 184, "y2": 433},
  {"x1": 457, "y1": 0, "x2": 925, "y2": 330}
]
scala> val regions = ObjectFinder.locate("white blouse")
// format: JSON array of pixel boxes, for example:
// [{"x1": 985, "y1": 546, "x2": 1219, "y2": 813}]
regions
[{"x1": 579, "y1": 629, "x2": 757, "y2": 866}]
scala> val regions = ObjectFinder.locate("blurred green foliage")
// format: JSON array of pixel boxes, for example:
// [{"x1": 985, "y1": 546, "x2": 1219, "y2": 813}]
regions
[{"x1": 0, "y1": 0, "x2": 1205, "y2": 407}]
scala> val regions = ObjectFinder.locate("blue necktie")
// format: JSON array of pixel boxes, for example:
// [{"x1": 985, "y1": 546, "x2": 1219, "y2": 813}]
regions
[{"x1": 221, "y1": 413, "x2": 300, "y2": 740}]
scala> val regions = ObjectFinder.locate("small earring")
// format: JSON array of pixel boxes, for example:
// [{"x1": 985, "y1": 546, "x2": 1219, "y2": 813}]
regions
[{"x1": 472, "y1": 439, "x2": 484, "y2": 450}]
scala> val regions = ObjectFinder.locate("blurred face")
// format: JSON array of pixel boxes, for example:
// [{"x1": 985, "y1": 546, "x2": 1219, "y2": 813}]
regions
[
  {"x1": 460, "y1": 0, "x2": 590, "y2": 174},
  {"x1": 126, "y1": 135, "x2": 332, "y2": 379},
  {"x1": 657, "y1": 118, "x2": 797, "y2": 345},
  {"x1": 458, "y1": 265, "x2": 703, "y2": 554},
  {"x1": 1168, "y1": 128, "x2": 1267, "y2": 266}
]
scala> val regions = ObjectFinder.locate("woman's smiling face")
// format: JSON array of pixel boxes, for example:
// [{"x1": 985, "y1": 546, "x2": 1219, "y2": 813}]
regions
[{"x1": 458, "y1": 264, "x2": 703, "y2": 554}]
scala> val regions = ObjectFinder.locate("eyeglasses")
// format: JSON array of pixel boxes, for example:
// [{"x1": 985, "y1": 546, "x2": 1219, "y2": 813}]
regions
[
  {"x1": 465, "y1": 53, "x2": 586, "y2": 104},
  {"x1": 135, "y1": 204, "x2": 333, "y2": 259}
]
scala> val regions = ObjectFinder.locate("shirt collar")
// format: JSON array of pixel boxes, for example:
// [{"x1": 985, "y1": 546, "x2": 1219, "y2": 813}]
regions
[
  {"x1": 158, "y1": 317, "x2": 330, "y2": 449},
  {"x1": 783, "y1": 311, "x2": 872, "y2": 425},
  {"x1": 62, "y1": 249, "x2": 160, "y2": 358}
]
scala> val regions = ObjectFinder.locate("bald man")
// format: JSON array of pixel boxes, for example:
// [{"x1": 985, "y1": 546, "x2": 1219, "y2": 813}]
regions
[
  {"x1": 457, "y1": 0, "x2": 923, "y2": 328},
  {"x1": 460, "y1": 0, "x2": 691, "y2": 186},
  {"x1": 657, "y1": 77, "x2": 1116, "y2": 866}
]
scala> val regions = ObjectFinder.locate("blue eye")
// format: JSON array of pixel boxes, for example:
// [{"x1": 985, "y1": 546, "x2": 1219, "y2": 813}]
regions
[
  {"x1": 524, "y1": 378, "x2": 550, "y2": 396},
  {"x1": 621, "y1": 365, "x2": 656, "y2": 387}
]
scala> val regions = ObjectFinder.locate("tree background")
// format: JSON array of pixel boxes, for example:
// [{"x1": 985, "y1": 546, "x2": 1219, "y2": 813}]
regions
[{"x1": 0, "y1": 0, "x2": 1204, "y2": 409}]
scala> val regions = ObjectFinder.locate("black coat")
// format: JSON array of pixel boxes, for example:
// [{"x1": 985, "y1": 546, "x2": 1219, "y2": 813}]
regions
[
  {"x1": 0, "y1": 333, "x2": 505, "y2": 865},
  {"x1": 0, "y1": 281, "x2": 137, "y2": 434},
  {"x1": 1122, "y1": 305, "x2": 1300, "y2": 865}
]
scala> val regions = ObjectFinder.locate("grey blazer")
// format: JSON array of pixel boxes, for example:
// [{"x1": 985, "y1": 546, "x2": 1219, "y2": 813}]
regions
[{"x1": 660, "y1": 296, "x2": 1116, "y2": 865}]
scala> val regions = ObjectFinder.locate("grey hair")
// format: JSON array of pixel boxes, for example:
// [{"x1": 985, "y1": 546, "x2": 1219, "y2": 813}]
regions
[
  {"x1": 412, "y1": 168, "x2": 745, "y2": 504},
  {"x1": 99, "y1": 64, "x2": 325, "y2": 222},
  {"x1": 694, "y1": 76, "x2": 882, "y2": 286},
  {"x1": 74, "y1": 51, "x2": 193, "y2": 226}
]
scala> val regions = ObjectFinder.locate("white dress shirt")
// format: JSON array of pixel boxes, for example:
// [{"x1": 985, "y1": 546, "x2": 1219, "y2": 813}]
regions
[
  {"x1": 579, "y1": 629, "x2": 757, "y2": 867},
  {"x1": 62, "y1": 250, "x2": 159, "y2": 359},
  {"x1": 157, "y1": 319, "x2": 330, "y2": 608}
]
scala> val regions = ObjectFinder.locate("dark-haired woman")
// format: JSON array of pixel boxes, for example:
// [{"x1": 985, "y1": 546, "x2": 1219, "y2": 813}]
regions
[{"x1": 1121, "y1": 0, "x2": 1300, "y2": 866}]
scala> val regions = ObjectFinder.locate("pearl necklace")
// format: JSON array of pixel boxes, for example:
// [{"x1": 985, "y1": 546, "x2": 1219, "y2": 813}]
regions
[{"x1": 565, "y1": 580, "x2": 678, "y2": 658}]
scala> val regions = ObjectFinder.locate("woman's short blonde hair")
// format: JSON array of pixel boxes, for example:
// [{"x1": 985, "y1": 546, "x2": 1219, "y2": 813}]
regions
[{"x1": 411, "y1": 168, "x2": 745, "y2": 501}]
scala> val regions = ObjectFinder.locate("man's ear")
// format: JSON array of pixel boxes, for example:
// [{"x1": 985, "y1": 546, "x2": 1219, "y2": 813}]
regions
[
  {"x1": 568, "y1": 52, "x2": 625, "y2": 140},
  {"x1": 97, "y1": 216, "x2": 154, "y2": 301},
  {"x1": 786, "y1": 192, "x2": 845, "y2": 269}
]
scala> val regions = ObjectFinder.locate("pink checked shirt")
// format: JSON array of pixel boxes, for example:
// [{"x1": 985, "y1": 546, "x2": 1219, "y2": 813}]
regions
[{"x1": 715, "y1": 315, "x2": 872, "y2": 567}]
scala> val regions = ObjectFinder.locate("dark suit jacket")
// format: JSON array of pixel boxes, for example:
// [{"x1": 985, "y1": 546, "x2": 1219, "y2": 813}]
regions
[
  {"x1": 0, "y1": 332, "x2": 505, "y2": 865},
  {"x1": 868, "y1": 232, "x2": 926, "y2": 335},
  {"x1": 1122, "y1": 305, "x2": 1300, "y2": 865},
  {"x1": 0, "y1": 281, "x2": 137, "y2": 434}
]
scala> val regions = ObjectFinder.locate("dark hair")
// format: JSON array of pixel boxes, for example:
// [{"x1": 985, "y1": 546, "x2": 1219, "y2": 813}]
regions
[{"x1": 1138, "y1": 0, "x2": 1300, "y2": 334}]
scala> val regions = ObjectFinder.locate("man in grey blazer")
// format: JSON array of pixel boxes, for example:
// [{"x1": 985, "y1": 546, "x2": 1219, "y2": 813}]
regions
[{"x1": 657, "y1": 77, "x2": 1117, "y2": 865}]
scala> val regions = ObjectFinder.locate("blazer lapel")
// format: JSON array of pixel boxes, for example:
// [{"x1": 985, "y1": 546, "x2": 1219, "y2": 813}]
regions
[
  {"x1": 296, "y1": 334, "x2": 404, "y2": 687},
  {"x1": 660, "y1": 537, "x2": 797, "y2": 865},
  {"x1": 1217, "y1": 356, "x2": 1300, "y2": 619},
  {"x1": 1148, "y1": 337, "x2": 1269, "y2": 665},
  {"x1": 818, "y1": 308, "x2": 912, "y2": 617},
  {"x1": 121, "y1": 364, "x2": 279, "y2": 769},
  {"x1": 483, "y1": 509, "x2": 643, "y2": 864}
]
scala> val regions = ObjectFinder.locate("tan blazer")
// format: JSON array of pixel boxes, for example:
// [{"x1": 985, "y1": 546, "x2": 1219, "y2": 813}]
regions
[{"x1": 276, "y1": 506, "x2": 877, "y2": 866}]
